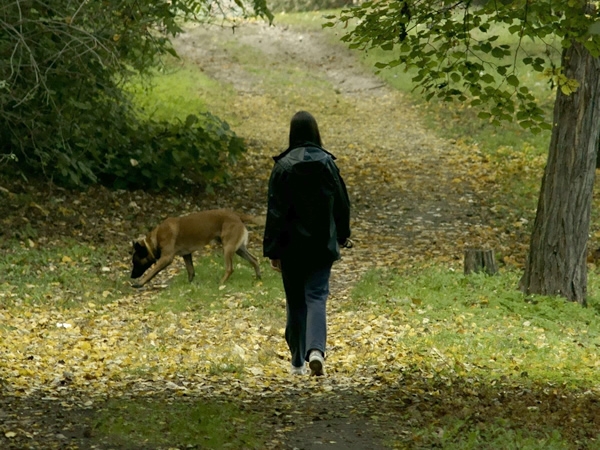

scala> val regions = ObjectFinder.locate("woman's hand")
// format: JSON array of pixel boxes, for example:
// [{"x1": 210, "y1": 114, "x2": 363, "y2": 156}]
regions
[
  {"x1": 341, "y1": 238, "x2": 354, "y2": 249},
  {"x1": 270, "y1": 259, "x2": 282, "y2": 272}
]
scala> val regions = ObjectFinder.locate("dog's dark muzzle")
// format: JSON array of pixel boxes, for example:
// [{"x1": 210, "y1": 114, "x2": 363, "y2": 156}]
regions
[
  {"x1": 131, "y1": 257, "x2": 154, "y2": 279},
  {"x1": 131, "y1": 266, "x2": 145, "y2": 279}
]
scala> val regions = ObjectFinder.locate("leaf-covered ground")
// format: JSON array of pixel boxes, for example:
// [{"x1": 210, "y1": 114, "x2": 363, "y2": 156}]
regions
[{"x1": 2, "y1": 18, "x2": 600, "y2": 450}]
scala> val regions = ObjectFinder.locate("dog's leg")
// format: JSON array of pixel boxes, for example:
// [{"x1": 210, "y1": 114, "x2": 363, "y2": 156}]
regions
[
  {"x1": 220, "y1": 246, "x2": 235, "y2": 285},
  {"x1": 236, "y1": 245, "x2": 262, "y2": 280},
  {"x1": 182, "y1": 254, "x2": 195, "y2": 282},
  {"x1": 220, "y1": 221, "x2": 249, "y2": 284},
  {"x1": 131, "y1": 256, "x2": 174, "y2": 288}
]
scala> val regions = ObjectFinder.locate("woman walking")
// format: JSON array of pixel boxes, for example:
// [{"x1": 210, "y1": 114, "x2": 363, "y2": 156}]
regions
[{"x1": 263, "y1": 111, "x2": 352, "y2": 376}]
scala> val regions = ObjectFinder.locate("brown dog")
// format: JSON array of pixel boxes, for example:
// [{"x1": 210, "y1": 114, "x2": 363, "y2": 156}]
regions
[{"x1": 131, "y1": 209, "x2": 262, "y2": 287}]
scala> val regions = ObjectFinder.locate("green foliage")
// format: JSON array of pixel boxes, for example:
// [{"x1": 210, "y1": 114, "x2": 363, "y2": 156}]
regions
[
  {"x1": 0, "y1": 0, "x2": 270, "y2": 189},
  {"x1": 327, "y1": 0, "x2": 600, "y2": 133},
  {"x1": 99, "y1": 111, "x2": 246, "y2": 190},
  {"x1": 358, "y1": 21, "x2": 556, "y2": 144}
]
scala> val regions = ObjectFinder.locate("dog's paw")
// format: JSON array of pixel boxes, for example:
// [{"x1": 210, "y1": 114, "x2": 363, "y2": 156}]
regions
[{"x1": 131, "y1": 281, "x2": 144, "y2": 289}]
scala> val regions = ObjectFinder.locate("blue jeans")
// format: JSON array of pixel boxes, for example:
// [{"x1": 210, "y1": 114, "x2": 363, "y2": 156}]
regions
[{"x1": 280, "y1": 260, "x2": 332, "y2": 368}]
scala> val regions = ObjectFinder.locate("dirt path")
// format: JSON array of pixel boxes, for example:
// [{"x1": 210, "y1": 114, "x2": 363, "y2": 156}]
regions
[{"x1": 170, "y1": 20, "x2": 489, "y2": 449}]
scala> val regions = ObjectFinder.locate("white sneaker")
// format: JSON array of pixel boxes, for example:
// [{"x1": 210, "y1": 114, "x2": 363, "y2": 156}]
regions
[
  {"x1": 290, "y1": 364, "x2": 306, "y2": 375},
  {"x1": 308, "y1": 350, "x2": 325, "y2": 376}
]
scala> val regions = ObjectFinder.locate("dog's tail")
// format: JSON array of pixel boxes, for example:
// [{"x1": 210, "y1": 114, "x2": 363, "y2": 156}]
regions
[{"x1": 237, "y1": 213, "x2": 266, "y2": 227}]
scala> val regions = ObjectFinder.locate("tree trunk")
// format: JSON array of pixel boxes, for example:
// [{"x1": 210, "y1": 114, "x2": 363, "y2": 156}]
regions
[{"x1": 519, "y1": 42, "x2": 600, "y2": 305}]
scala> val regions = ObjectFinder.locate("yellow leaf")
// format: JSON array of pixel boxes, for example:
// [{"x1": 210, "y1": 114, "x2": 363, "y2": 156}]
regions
[
  {"x1": 79, "y1": 341, "x2": 92, "y2": 351},
  {"x1": 560, "y1": 84, "x2": 573, "y2": 95}
]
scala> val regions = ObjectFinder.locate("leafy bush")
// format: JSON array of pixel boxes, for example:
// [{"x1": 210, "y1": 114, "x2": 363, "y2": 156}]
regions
[
  {"x1": 100, "y1": 112, "x2": 245, "y2": 191},
  {"x1": 2, "y1": 91, "x2": 243, "y2": 190},
  {"x1": 0, "y1": 0, "x2": 266, "y2": 190}
]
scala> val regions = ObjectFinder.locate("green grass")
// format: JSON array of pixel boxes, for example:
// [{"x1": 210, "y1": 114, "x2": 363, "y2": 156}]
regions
[
  {"x1": 0, "y1": 240, "x2": 127, "y2": 308},
  {"x1": 351, "y1": 266, "x2": 600, "y2": 387},
  {"x1": 272, "y1": 9, "x2": 339, "y2": 30},
  {"x1": 410, "y1": 420, "x2": 569, "y2": 450},
  {"x1": 94, "y1": 397, "x2": 266, "y2": 448},
  {"x1": 3, "y1": 239, "x2": 600, "y2": 447},
  {"x1": 0, "y1": 238, "x2": 283, "y2": 388},
  {"x1": 0, "y1": 240, "x2": 282, "y2": 315},
  {"x1": 126, "y1": 59, "x2": 235, "y2": 122},
  {"x1": 0, "y1": 246, "x2": 600, "y2": 449},
  {"x1": 352, "y1": 266, "x2": 600, "y2": 448},
  {"x1": 146, "y1": 250, "x2": 285, "y2": 318}
]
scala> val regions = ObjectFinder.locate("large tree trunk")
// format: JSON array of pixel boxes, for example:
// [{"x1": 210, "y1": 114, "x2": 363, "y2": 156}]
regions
[{"x1": 519, "y1": 42, "x2": 600, "y2": 305}]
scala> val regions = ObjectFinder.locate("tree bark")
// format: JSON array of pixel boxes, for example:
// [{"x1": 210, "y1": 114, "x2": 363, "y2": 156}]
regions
[
  {"x1": 519, "y1": 41, "x2": 600, "y2": 305},
  {"x1": 464, "y1": 248, "x2": 498, "y2": 275}
]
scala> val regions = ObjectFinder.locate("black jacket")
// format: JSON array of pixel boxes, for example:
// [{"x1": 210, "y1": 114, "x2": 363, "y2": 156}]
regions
[{"x1": 263, "y1": 143, "x2": 351, "y2": 263}]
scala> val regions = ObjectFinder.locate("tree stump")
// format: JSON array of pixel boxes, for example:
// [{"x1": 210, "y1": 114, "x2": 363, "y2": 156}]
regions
[{"x1": 464, "y1": 248, "x2": 498, "y2": 275}]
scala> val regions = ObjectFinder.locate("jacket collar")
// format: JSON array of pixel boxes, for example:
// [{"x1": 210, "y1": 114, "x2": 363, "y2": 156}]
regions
[{"x1": 273, "y1": 142, "x2": 337, "y2": 161}]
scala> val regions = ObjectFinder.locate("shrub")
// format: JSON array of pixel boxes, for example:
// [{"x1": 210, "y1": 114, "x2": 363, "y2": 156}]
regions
[
  {"x1": 100, "y1": 112, "x2": 246, "y2": 191},
  {"x1": 0, "y1": 0, "x2": 260, "y2": 191}
]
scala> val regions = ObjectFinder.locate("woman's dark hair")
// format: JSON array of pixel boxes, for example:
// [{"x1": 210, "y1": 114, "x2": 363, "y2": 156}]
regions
[{"x1": 289, "y1": 111, "x2": 322, "y2": 147}]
